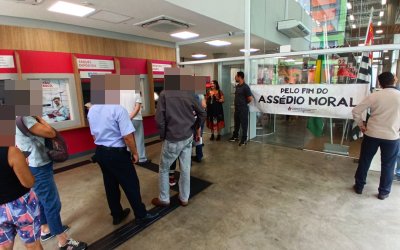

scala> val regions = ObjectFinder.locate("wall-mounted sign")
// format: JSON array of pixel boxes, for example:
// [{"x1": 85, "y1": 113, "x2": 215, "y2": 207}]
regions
[
  {"x1": 80, "y1": 71, "x2": 112, "y2": 79},
  {"x1": 152, "y1": 63, "x2": 172, "y2": 73},
  {"x1": 0, "y1": 56, "x2": 15, "y2": 68},
  {"x1": 77, "y1": 58, "x2": 114, "y2": 70}
]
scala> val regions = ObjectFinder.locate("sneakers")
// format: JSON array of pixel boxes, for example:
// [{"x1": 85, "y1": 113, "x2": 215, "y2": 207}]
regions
[
  {"x1": 239, "y1": 140, "x2": 248, "y2": 146},
  {"x1": 41, "y1": 225, "x2": 70, "y2": 242},
  {"x1": 229, "y1": 136, "x2": 239, "y2": 142},
  {"x1": 179, "y1": 199, "x2": 189, "y2": 207},
  {"x1": 151, "y1": 198, "x2": 170, "y2": 207},
  {"x1": 169, "y1": 175, "x2": 176, "y2": 186},
  {"x1": 136, "y1": 159, "x2": 152, "y2": 166},
  {"x1": 210, "y1": 134, "x2": 215, "y2": 141},
  {"x1": 59, "y1": 239, "x2": 87, "y2": 250},
  {"x1": 112, "y1": 208, "x2": 130, "y2": 225}
]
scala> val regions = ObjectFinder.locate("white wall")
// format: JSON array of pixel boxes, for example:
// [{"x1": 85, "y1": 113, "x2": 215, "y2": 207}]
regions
[{"x1": 184, "y1": 63, "x2": 215, "y2": 78}]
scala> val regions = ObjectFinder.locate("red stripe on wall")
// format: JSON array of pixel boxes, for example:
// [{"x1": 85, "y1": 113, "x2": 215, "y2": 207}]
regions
[
  {"x1": 60, "y1": 127, "x2": 96, "y2": 155},
  {"x1": 119, "y1": 57, "x2": 147, "y2": 75},
  {"x1": 18, "y1": 50, "x2": 74, "y2": 73}
]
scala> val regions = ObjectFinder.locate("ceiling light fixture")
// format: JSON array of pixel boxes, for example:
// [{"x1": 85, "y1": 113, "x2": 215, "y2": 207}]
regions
[
  {"x1": 285, "y1": 59, "x2": 296, "y2": 62},
  {"x1": 385, "y1": 56, "x2": 389, "y2": 60},
  {"x1": 376, "y1": 29, "x2": 383, "y2": 34},
  {"x1": 170, "y1": 31, "x2": 199, "y2": 39},
  {"x1": 380, "y1": 11, "x2": 384, "y2": 17},
  {"x1": 358, "y1": 43, "x2": 365, "y2": 47},
  {"x1": 378, "y1": 21, "x2": 382, "y2": 26},
  {"x1": 347, "y1": 2, "x2": 352, "y2": 9},
  {"x1": 349, "y1": 15, "x2": 355, "y2": 21},
  {"x1": 205, "y1": 40, "x2": 231, "y2": 46},
  {"x1": 240, "y1": 48, "x2": 260, "y2": 53},
  {"x1": 382, "y1": 0, "x2": 386, "y2": 5},
  {"x1": 351, "y1": 24, "x2": 356, "y2": 29},
  {"x1": 191, "y1": 54, "x2": 207, "y2": 58},
  {"x1": 383, "y1": 50, "x2": 388, "y2": 52},
  {"x1": 48, "y1": 1, "x2": 95, "y2": 17}
]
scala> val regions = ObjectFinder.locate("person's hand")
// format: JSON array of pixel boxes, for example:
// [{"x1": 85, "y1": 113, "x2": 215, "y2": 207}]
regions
[
  {"x1": 359, "y1": 123, "x2": 367, "y2": 133},
  {"x1": 132, "y1": 152, "x2": 139, "y2": 164}
]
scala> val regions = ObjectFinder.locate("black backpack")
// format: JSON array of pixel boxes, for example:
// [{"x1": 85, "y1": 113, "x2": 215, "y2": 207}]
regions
[{"x1": 16, "y1": 116, "x2": 69, "y2": 162}]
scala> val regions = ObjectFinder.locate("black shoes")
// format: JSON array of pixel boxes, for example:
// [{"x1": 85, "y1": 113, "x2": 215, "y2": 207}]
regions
[
  {"x1": 59, "y1": 239, "x2": 87, "y2": 250},
  {"x1": 113, "y1": 208, "x2": 131, "y2": 225},
  {"x1": 229, "y1": 136, "x2": 239, "y2": 142},
  {"x1": 136, "y1": 159, "x2": 152, "y2": 166},
  {"x1": 378, "y1": 193, "x2": 389, "y2": 200},
  {"x1": 216, "y1": 135, "x2": 221, "y2": 141},
  {"x1": 353, "y1": 185, "x2": 362, "y2": 195},
  {"x1": 191, "y1": 156, "x2": 202, "y2": 163},
  {"x1": 239, "y1": 140, "x2": 248, "y2": 146},
  {"x1": 135, "y1": 212, "x2": 159, "y2": 224},
  {"x1": 210, "y1": 134, "x2": 215, "y2": 140},
  {"x1": 41, "y1": 225, "x2": 70, "y2": 241}
]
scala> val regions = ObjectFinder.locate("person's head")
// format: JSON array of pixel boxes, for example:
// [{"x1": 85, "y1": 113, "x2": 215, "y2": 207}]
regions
[
  {"x1": 52, "y1": 97, "x2": 61, "y2": 106},
  {"x1": 284, "y1": 76, "x2": 290, "y2": 83},
  {"x1": 378, "y1": 72, "x2": 395, "y2": 88},
  {"x1": 211, "y1": 80, "x2": 220, "y2": 90},
  {"x1": 235, "y1": 71, "x2": 245, "y2": 83}
]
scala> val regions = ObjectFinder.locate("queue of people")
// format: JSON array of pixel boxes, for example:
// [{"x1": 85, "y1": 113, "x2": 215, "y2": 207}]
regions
[{"x1": 3, "y1": 70, "x2": 400, "y2": 250}]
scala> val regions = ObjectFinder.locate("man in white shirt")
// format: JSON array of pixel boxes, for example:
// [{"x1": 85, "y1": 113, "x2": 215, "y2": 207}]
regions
[
  {"x1": 120, "y1": 90, "x2": 151, "y2": 165},
  {"x1": 352, "y1": 72, "x2": 400, "y2": 200}
]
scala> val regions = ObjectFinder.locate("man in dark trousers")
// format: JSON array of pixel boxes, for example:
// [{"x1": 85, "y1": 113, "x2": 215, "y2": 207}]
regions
[
  {"x1": 229, "y1": 71, "x2": 253, "y2": 146},
  {"x1": 88, "y1": 75, "x2": 157, "y2": 225}
]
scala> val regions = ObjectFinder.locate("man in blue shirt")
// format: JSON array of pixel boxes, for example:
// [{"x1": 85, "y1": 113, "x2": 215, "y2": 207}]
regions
[{"x1": 88, "y1": 75, "x2": 157, "y2": 225}]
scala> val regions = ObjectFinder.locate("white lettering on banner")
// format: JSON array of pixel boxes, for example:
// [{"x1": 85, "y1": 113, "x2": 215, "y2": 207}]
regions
[
  {"x1": 77, "y1": 59, "x2": 114, "y2": 70},
  {"x1": 80, "y1": 71, "x2": 112, "y2": 79},
  {"x1": 0, "y1": 56, "x2": 15, "y2": 68},
  {"x1": 249, "y1": 84, "x2": 369, "y2": 119},
  {"x1": 152, "y1": 63, "x2": 171, "y2": 73}
]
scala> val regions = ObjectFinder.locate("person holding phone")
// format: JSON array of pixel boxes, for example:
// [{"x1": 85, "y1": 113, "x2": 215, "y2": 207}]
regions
[{"x1": 0, "y1": 146, "x2": 42, "y2": 250}]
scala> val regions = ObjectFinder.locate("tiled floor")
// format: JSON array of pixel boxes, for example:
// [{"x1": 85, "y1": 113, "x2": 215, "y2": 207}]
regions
[{"x1": 15, "y1": 138, "x2": 400, "y2": 250}]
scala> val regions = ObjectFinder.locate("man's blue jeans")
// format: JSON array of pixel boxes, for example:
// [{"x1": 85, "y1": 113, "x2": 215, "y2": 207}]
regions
[
  {"x1": 355, "y1": 135, "x2": 399, "y2": 195},
  {"x1": 30, "y1": 162, "x2": 64, "y2": 235},
  {"x1": 159, "y1": 136, "x2": 193, "y2": 203}
]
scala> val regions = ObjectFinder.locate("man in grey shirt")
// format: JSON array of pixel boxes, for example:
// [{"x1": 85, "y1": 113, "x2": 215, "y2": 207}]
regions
[{"x1": 152, "y1": 69, "x2": 206, "y2": 207}]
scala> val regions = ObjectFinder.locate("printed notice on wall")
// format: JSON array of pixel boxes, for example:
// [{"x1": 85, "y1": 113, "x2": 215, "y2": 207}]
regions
[
  {"x1": 77, "y1": 58, "x2": 114, "y2": 70},
  {"x1": 41, "y1": 79, "x2": 72, "y2": 123},
  {"x1": 0, "y1": 56, "x2": 15, "y2": 68},
  {"x1": 152, "y1": 63, "x2": 172, "y2": 73},
  {"x1": 250, "y1": 84, "x2": 369, "y2": 119}
]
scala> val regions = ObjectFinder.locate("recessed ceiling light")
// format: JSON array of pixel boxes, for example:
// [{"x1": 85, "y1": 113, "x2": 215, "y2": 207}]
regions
[
  {"x1": 48, "y1": 1, "x2": 95, "y2": 17},
  {"x1": 380, "y1": 11, "x2": 384, "y2": 17},
  {"x1": 373, "y1": 59, "x2": 380, "y2": 63},
  {"x1": 382, "y1": 0, "x2": 386, "y2": 5},
  {"x1": 347, "y1": 3, "x2": 352, "y2": 9},
  {"x1": 240, "y1": 48, "x2": 260, "y2": 53},
  {"x1": 385, "y1": 57, "x2": 389, "y2": 60},
  {"x1": 376, "y1": 29, "x2": 383, "y2": 34},
  {"x1": 205, "y1": 40, "x2": 231, "y2": 46},
  {"x1": 170, "y1": 31, "x2": 199, "y2": 39},
  {"x1": 383, "y1": 50, "x2": 388, "y2": 52},
  {"x1": 192, "y1": 54, "x2": 207, "y2": 58},
  {"x1": 351, "y1": 24, "x2": 356, "y2": 29},
  {"x1": 285, "y1": 59, "x2": 296, "y2": 62},
  {"x1": 349, "y1": 15, "x2": 355, "y2": 21},
  {"x1": 274, "y1": 56, "x2": 286, "y2": 59},
  {"x1": 378, "y1": 21, "x2": 382, "y2": 26},
  {"x1": 358, "y1": 43, "x2": 365, "y2": 47}
]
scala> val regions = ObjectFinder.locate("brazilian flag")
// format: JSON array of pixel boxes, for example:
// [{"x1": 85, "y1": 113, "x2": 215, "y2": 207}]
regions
[{"x1": 307, "y1": 54, "x2": 325, "y2": 137}]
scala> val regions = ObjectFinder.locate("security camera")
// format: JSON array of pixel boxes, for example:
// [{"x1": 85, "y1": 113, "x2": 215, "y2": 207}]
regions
[{"x1": 228, "y1": 32, "x2": 233, "y2": 36}]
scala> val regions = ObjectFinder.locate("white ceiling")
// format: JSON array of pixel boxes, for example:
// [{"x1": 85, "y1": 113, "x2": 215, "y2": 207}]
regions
[{"x1": 0, "y1": 0, "x2": 258, "y2": 58}]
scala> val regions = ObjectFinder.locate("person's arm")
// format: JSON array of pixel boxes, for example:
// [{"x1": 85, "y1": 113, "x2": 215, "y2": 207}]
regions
[
  {"x1": 245, "y1": 85, "x2": 253, "y2": 103},
  {"x1": 218, "y1": 91, "x2": 225, "y2": 103},
  {"x1": 130, "y1": 103, "x2": 141, "y2": 120},
  {"x1": 28, "y1": 116, "x2": 56, "y2": 139},
  {"x1": 192, "y1": 97, "x2": 207, "y2": 126},
  {"x1": 352, "y1": 95, "x2": 372, "y2": 132},
  {"x1": 155, "y1": 92, "x2": 166, "y2": 140},
  {"x1": 123, "y1": 133, "x2": 138, "y2": 163},
  {"x1": 8, "y1": 146, "x2": 34, "y2": 188}
]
